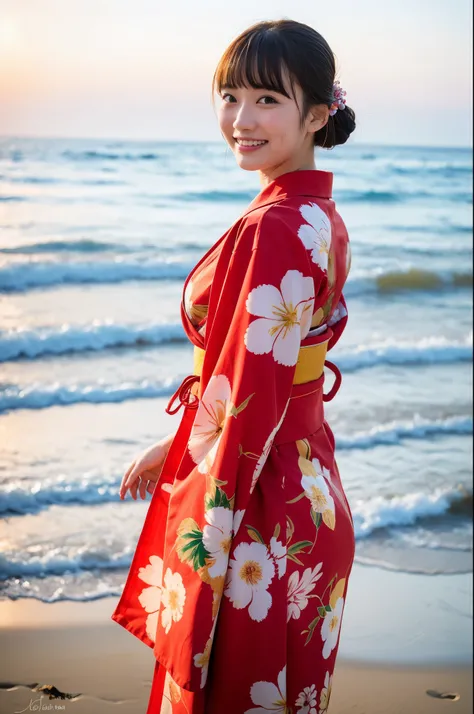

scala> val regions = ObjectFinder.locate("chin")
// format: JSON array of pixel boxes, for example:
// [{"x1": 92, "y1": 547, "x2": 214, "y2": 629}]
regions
[{"x1": 235, "y1": 160, "x2": 262, "y2": 172}]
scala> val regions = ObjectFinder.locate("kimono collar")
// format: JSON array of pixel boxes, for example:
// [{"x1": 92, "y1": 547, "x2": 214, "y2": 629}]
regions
[{"x1": 244, "y1": 168, "x2": 333, "y2": 215}]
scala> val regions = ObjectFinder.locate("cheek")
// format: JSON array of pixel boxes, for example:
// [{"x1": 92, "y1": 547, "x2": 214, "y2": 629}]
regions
[
  {"x1": 218, "y1": 108, "x2": 234, "y2": 136},
  {"x1": 263, "y1": 109, "x2": 298, "y2": 140}
]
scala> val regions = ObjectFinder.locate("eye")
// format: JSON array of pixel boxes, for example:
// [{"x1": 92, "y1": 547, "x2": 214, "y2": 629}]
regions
[
  {"x1": 257, "y1": 95, "x2": 278, "y2": 104},
  {"x1": 221, "y1": 92, "x2": 236, "y2": 103}
]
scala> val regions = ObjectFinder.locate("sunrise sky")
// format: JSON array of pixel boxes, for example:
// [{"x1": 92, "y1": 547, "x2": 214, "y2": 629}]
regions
[{"x1": 0, "y1": 0, "x2": 472, "y2": 146}]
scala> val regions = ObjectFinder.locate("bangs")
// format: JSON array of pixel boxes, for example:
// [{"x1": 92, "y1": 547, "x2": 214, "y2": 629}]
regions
[{"x1": 212, "y1": 29, "x2": 295, "y2": 100}]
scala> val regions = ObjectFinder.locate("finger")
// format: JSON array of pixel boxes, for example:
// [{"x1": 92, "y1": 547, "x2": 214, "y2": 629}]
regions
[
  {"x1": 124, "y1": 462, "x2": 143, "y2": 492},
  {"x1": 139, "y1": 477, "x2": 148, "y2": 500},
  {"x1": 120, "y1": 460, "x2": 137, "y2": 497},
  {"x1": 130, "y1": 480, "x2": 140, "y2": 500},
  {"x1": 146, "y1": 481, "x2": 155, "y2": 494}
]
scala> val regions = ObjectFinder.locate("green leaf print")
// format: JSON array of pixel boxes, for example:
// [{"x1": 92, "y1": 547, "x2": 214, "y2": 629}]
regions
[
  {"x1": 246, "y1": 526, "x2": 266, "y2": 544},
  {"x1": 302, "y1": 615, "x2": 321, "y2": 646},
  {"x1": 205, "y1": 485, "x2": 231, "y2": 511},
  {"x1": 317, "y1": 606, "x2": 327, "y2": 618},
  {"x1": 230, "y1": 391, "x2": 255, "y2": 416},
  {"x1": 288, "y1": 540, "x2": 313, "y2": 555},
  {"x1": 287, "y1": 540, "x2": 313, "y2": 565},
  {"x1": 178, "y1": 528, "x2": 210, "y2": 571},
  {"x1": 311, "y1": 510, "x2": 322, "y2": 528}
]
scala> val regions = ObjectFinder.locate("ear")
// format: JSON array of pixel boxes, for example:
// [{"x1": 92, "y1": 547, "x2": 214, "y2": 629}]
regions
[{"x1": 306, "y1": 104, "x2": 329, "y2": 134}]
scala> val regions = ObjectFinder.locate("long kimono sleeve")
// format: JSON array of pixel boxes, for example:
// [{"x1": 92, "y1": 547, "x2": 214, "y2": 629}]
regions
[
  {"x1": 194, "y1": 207, "x2": 322, "y2": 505},
  {"x1": 154, "y1": 206, "x2": 327, "y2": 690}
]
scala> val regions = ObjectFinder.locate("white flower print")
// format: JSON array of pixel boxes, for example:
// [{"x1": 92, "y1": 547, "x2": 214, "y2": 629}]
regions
[
  {"x1": 202, "y1": 506, "x2": 233, "y2": 578},
  {"x1": 270, "y1": 536, "x2": 287, "y2": 578},
  {"x1": 319, "y1": 671, "x2": 333, "y2": 713},
  {"x1": 313, "y1": 457, "x2": 333, "y2": 484},
  {"x1": 137, "y1": 555, "x2": 163, "y2": 643},
  {"x1": 188, "y1": 374, "x2": 233, "y2": 473},
  {"x1": 328, "y1": 300, "x2": 348, "y2": 327},
  {"x1": 321, "y1": 596, "x2": 344, "y2": 659},
  {"x1": 232, "y1": 508, "x2": 245, "y2": 537},
  {"x1": 160, "y1": 669, "x2": 181, "y2": 713},
  {"x1": 225, "y1": 541, "x2": 275, "y2": 622},
  {"x1": 301, "y1": 466, "x2": 336, "y2": 531},
  {"x1": 160, "y1": 568, "x2": 186, "y2": 634},
  {"x1": 245, "y1": 665, "x2": 287, "y2": 714},
  {"x1": 250, "y1": 399, "x2": 290, "y2": 494},
  {"x1": 296, "y1": 684, "x2": 318, "y2": 714},
  {"x1": 287, "y1": 563, "x2": 323, "y2": 622},
  {"x1": 298, "y1": 202, "x2": 332, "y2": 272},
  {"x1": 244, "y1": 269, "x2": 315, "y2": 367}
]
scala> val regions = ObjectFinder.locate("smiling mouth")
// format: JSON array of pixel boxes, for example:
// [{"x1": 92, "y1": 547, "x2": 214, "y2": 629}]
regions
[{"x1": 234, "y1": 138, "x2": 268, "y2": 147}]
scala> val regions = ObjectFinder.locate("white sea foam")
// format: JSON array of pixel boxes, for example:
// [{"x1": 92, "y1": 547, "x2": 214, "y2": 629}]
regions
[
  {"x1": 0, "y1": 320, "x2": 186, "y2": 361},
  {"x1": 0, "y1": 258, "x2": 471, "y2": 294},
  {"x1": 335, "y1": 333, "x2": 473, "y2": 372},
  {"x1": 337, "y1": 415, "x2": 473, "y2": 449},
  {"x1": 0, "y1": 257, "x2": 194, "y2": 291},
  {"x1": 352, "y1": 485, "x2": 472, "y2": 539}
]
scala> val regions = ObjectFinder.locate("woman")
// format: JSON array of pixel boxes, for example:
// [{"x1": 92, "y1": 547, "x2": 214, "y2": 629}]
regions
[{"x1": 112, "y1": 18, "x2": 356, "y2": 714}]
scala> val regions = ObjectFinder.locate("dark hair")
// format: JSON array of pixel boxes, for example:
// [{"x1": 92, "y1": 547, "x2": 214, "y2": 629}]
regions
[{"x1": 212, "y1": 19, "x2": 356, "y2": 149}]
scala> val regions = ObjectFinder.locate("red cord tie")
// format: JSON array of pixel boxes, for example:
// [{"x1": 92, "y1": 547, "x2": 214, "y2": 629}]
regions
[
  {"x1": 323, "y1": 360, "x2": 342, "y2": 402},
  {"x1": 165, "y1": 374, "x2": 200, "y2": 415}
]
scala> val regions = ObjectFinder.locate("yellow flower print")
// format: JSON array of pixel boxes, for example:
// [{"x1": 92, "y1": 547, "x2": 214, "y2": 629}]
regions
[{"x1": 319, "y1": 671, "x2": 333, "y2": 713}]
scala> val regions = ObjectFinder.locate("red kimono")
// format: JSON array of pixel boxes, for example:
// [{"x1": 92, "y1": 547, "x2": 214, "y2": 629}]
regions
[{"x1": 111, "y1": 169, "x2": 356, "y2": 714}]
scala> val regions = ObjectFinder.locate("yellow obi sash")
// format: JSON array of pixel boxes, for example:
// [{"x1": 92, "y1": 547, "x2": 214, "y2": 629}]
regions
[{"x1": 193, "y1": 337, "x2": 329, "y2": 386}]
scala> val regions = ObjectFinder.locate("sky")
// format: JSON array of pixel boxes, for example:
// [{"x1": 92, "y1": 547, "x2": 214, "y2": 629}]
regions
[{"x1": 0, "y1": 0, "x2": 472, "y2": 147}]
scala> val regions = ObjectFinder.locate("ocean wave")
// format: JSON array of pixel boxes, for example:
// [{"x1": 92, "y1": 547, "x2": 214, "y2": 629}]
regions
[
  {"x1": 389, "y1": 163, "x2": 473, "y2": 178},
  {"x1": 62, "y1": 149, "x2": 161, "y2": 161},
  {"x1": 0, "y1": 258, "x2": 194, "y2": 292},
  {"x1": 4, "y1": 175, "x2": 125, "y2": 186},
  {"x1": 352, "y1": 485, "x2": 473, "y2": 540},
  {"x1": 0, "y1": 257, "x2": 471, "y2": 295},
  {"x1": 345, "y1": 268, "x2": 473, "y2": 296},
  {"x1": 338, "y1": 188, "x2": 472, "y2": 204},
  {"x1": 335, "y1": 333, "x2": 472, "y2": 372},
  {"x1": 0, "y1": 375, "x2": 185, "y2": 412},
  {"x1": 170, "y1": 189, "x2": 257, "y2": 203},
  {"x1": 1, "y1": 320, "x2": 471, "y2": 367},
  {"x1": 0, "y1": 195, "x2": 27, "y2": 202},
  {"x1": 0, "y1": 239, "x2": 127, "y2": 254},
  {"x1": 0, "y1": 484, "x2": 470, "y2": 575},
  {"x1": 0, "y1": 549, "x2": 132, "y2": 580},
  {"x1": 0, "y1": 474, "x2": 122, "y2": 517},
  {"x1": 337, "y1": 415, "x2": 473, "y2": 449},
  {"x1": 0, "y1": 321, "x2": 186, "y2": 362},
  {"x1": 385, "y1": 223, "x2": 472, "y2": 236}
]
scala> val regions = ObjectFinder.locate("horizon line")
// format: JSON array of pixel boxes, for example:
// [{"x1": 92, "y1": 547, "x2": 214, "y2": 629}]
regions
[{"x1": 0, "y1": 134, "x2": 472, "y2": 152}]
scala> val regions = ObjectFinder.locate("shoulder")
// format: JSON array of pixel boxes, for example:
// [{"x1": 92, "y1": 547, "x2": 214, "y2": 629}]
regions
[{"x1": 234, "y1": 199, "x2": 312, "y2": 254}]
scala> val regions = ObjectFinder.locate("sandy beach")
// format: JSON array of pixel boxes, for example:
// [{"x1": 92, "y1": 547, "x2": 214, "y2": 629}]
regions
[{"x1": 1, "y1": 563, "x2": 472, "y2": 714}]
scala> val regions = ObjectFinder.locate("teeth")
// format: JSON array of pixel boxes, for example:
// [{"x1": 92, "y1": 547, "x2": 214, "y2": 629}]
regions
[{"x1": 237, "y1": 139, "x2": 267, "y2": 146}]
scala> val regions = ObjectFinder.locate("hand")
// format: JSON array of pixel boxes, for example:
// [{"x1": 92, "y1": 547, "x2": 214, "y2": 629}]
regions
[{"x1": 119, "y1": 432, "x2": 175, "y2": 501}]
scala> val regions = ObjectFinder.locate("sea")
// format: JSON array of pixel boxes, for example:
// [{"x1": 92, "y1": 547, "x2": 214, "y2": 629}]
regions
[{"x1": 0, "y1": 137, "x2": 472, "y2": 604}]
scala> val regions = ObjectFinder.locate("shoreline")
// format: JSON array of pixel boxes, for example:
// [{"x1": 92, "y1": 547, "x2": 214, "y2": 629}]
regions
[{"x1": 1, "y1": 563, "x2": 472, "y2": 713}]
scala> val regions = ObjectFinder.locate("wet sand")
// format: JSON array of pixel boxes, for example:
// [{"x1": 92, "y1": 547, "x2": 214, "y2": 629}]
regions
[{"x1": 0, "y1": 590, "x2": 472, "y2": 714}]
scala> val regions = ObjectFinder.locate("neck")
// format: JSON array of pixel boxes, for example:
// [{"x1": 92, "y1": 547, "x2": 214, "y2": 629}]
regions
[{"x1": 258, "y1": 152, "x2": 317, "y2": 188}]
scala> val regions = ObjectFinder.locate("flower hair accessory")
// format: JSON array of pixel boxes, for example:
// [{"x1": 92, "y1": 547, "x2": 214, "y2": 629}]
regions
[{"x1": 329, "y1": 80, "x2": 347, "y2": 116}]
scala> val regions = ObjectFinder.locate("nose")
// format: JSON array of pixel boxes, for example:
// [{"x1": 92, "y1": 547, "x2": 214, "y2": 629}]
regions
[{"x1": 232, "y1": 101, "x2": 258, "y2": 133}]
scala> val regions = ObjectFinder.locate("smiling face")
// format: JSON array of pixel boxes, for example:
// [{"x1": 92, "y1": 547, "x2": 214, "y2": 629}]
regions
[{"x1": 217, "y1": 69, "x2": 328, "y2": 185}]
